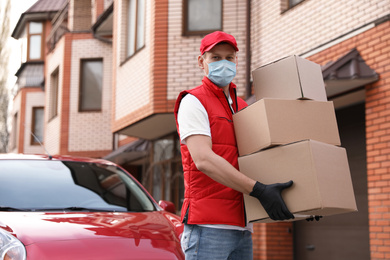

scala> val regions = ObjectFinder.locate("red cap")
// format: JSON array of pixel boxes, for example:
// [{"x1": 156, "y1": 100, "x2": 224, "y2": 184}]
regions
[{"x1": 200, "y1": 31, "x2": 239, "y2": 54}]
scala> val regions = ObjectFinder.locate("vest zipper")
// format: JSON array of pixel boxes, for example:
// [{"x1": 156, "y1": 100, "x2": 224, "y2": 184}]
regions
[{"x1": 224, "y1": 87, "x2": 238, "y2": 115}]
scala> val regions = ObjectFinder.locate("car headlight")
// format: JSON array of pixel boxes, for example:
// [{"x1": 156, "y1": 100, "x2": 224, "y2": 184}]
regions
[{"x1": 0, "y1": 229, "x2": 26, "y2": 260}]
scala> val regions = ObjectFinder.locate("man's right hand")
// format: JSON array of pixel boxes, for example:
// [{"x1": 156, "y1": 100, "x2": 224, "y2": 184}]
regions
[{"x1": 249, "y1": 180, "x2": 294, "y2": 221}]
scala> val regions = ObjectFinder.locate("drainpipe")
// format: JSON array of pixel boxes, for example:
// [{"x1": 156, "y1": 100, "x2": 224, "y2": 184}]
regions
[{"x1": 245, "y1": 0, "x2": 252, "y2": 99}]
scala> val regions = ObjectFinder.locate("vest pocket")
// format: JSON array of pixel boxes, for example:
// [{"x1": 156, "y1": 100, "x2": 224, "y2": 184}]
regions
[
  {"x1": 211, "y1": 116, "x2": 235, "y2": 143},
  {"x1": 216, "y1": 116, "x2": 232, "y2": 123}
]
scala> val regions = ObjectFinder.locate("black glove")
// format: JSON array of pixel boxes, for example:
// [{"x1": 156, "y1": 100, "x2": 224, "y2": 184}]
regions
[{"x1": 249, "y1": 180, "x2": 294, "y2": 221}]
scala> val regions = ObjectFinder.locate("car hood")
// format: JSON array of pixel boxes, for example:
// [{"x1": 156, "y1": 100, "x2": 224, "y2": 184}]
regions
[{"x1": 0, "y1": 211, "x2": 184, "y2": 259}]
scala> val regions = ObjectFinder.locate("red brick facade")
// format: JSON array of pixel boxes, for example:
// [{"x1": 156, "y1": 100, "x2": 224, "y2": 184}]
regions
[
  {"x1": 253, "y1": 222, "x2": 294, "y2": 260},
  {"x1": 151, "y1": 0, "x2": 169, "y2": 113},
  {"x1": 56, "y1": 32, "x2": 111, "y2": 157}
]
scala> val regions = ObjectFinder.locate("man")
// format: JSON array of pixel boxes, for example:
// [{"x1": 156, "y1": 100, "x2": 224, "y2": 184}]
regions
[{"x1": 174, "y1": 31, "x2": 294, "y2": 259}]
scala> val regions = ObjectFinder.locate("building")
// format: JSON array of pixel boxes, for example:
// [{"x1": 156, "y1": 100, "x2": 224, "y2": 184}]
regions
[
  {"x1": 10, "y1": 0, "x2": 390, "y2": 259},
  {"x1": 10, "y1": 0, "x2": 65, "y2": 154},
  {"x1": 10, "y1": 0, "x2": 113, "y2": 158}
]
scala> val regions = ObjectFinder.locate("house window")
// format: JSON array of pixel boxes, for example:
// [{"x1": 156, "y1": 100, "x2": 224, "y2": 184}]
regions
[
  {"x1": 183, "y1": 0, "x2": 222, "y2": 35},
  {"x1": 142, "y1": 134, "x2": 184, "y2": 213},
  {"x1": 289, "y1": 0, "x2": 304, "y2": 8},
  {"x1": 79, "y1": 59, "x2": 103, "y2": 112},
  {"x1": 11, "y1": 113, "x2": 18, "y2": 149},
  {"x1": 127, "y1": 0, "x2": 145, "y2": 57},
  {"x1": 28, "y1": 22, "x2": 43, "y2": 60},
  {"x1": 281, "y1": 0, "x2": 305, "y2": 12},
  {"x1": 49, "y1": 68, "x2": 59, "y2": 120},
  {"x1": 31, "y1": 107, "x2": 44, "y2": 145}
]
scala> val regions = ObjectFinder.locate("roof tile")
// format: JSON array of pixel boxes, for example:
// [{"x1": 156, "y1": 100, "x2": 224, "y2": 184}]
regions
[{"x1": 25, "y1": 0, "x2": 67, "y2": 13}]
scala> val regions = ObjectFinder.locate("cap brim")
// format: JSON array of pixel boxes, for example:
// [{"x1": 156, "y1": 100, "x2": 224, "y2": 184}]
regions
[{"x1": 203, "y1": 40, "x2": 239, "y2": 53}]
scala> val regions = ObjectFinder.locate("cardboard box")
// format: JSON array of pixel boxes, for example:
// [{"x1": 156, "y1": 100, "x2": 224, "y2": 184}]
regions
[
  {"x1": 238, "y1": 140, "x2": 357, "y2": 223},
  {"x1": 233, "y1": 98, "x2": 341, "y2": 156},
  {"x1": 252, "y1": 55, "x2": 327, "y2": 101}
]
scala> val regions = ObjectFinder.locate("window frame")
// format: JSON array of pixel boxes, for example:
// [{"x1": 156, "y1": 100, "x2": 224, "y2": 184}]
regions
[
  {"x1": 182, "y1": 0, "x2": 223, "y2": 36},
  {"x1": 27, "y1": 21, "x2": 44, "y2": 61},
  {"x1": 31, "y1": 107, "x2": 44, "y2": 145},
  {"x1": 126, "y1": 0, "x2": 146, "y2": 59},
  {"x1": 49, "y1": 68, "x2": 59, "y2": 120},
  {"x1": 78, "y1": 58, "x2": 103, "y2": 112}
]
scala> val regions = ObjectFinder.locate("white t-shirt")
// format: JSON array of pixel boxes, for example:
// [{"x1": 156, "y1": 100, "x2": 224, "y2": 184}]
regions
[{"x1": 177, "y1": 93, "x2": 253, "y2": 232}]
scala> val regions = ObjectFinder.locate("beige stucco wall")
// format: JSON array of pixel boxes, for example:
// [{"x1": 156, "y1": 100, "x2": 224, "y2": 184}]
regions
[
  {"x1": 68, "y1": 38, "x2": 112, "y2": 152},
  {"x1": 167, "y1": 0, "x2": 248, "y2": 100},
  {"x1": 114, "y1": 0, "x2": 152, "y2": 120},
  {"x1": 251, "y1": 0, "x2": 390, "y2": 68}
]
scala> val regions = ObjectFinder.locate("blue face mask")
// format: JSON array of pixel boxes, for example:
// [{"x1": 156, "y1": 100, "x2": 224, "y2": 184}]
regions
[{"x1": 207, "y1": 59, "x2": 237, "y2": 87}]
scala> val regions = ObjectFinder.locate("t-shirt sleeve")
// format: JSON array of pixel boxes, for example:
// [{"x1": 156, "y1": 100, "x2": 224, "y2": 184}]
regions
[{"x1": 177, "y1": 94, "x2": 211, "y2": 144}]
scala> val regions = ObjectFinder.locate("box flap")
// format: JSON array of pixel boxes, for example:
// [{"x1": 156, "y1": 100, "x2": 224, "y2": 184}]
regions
[
  {"x1": 295, "y1": 57, "x2": 327, "y2": 101},
  {"x1": 252, "y1": 56, "x2": 302, "y2": 100},
  {"x1": 252, "y1": 55, "x2": 327, "y2": 101}
]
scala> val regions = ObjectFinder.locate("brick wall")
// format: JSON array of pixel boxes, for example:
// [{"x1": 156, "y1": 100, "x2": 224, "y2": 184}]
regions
[
  {"x1": 67, "y1": 38, "x2": 113, "y2": 153},
  {"x1": 250, "y1": 0, "x2": 389, "y2": 69},
  {"x1": 92, "y1": 0, "x2": 105, "y2": 24},
  {"x1": 166, "y1": 0, "x2": 248, "y2": 102},
  {"x1": 12, "y1": 88, "x2": 45, "y2": 154},
  {"x1": 69, "y1": 0, "x2": 92, "y2": 32},
  {"x1": 253, "y1": 222, "x2": 294, "y2": 260},
  {"x1": 59, "y1": 34, "x2": 72, "y2": 155},
  {"x1": 363, "y1": 21, "x2": 390, "y2": 260},
  {"x1": 23, "y1": 89, "x2": 45, "y2": 154},
  {"x1": 45, "y1": 37, "x2": 65, "y2": 155},
  {"x1": 150, "y1": 0, "x2": 169, "y2": 112},
  {"x1": 112, "y1": 0, "x2": 152, "y2": 131}
]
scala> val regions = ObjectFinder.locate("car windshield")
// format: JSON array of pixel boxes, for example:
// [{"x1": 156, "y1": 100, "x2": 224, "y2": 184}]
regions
[{"x1": 0, "y1": 160, "x2": 156, "y2": 212}]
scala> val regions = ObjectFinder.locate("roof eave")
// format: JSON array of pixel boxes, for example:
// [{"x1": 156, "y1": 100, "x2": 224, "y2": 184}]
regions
[
  {"x1": 92, "y1": 3, "x2": 113, "y2": 35},
  {"x1": 11, "y1": 11, "x2": 58, "y2": 39}
]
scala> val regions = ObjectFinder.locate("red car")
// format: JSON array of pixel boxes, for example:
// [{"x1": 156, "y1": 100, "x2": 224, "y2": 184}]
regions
[{"x1": 0, "y1": 154, "x2": 184, "y2": 260}]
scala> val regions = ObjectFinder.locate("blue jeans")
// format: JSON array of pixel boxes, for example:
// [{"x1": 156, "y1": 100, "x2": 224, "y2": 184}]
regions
[{"x1": 181, "y1": 224, "x2": 253, "y2": 260}]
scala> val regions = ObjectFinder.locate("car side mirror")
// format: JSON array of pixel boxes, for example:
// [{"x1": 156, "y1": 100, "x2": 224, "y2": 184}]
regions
[{"x1": 158, "y1": 200, "x2": 176, "y2": 214}]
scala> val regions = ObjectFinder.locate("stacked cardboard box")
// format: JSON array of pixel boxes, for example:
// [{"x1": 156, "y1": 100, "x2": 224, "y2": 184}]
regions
[{"x1": 233, "y1": 55, "x2": 357, "y2": 223}]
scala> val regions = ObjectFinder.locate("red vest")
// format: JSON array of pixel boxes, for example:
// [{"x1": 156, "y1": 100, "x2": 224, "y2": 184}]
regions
[{"x1": 174, "y1": 77, "x2": 248, "y2": 227}]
